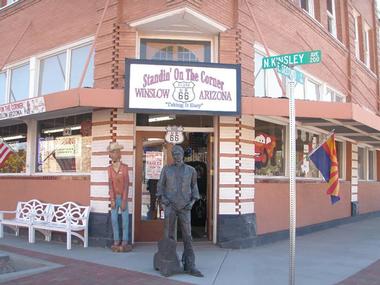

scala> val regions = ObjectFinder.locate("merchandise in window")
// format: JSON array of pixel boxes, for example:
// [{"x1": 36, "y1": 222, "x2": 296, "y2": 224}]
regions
[
  {"x1": 37, "y1": 113, "x2": 92, "y2": 173},
  {"x1": 0, "y1": 123, "x2": 27, "y2": 173},
  {"x1": 254, "y1": 119, "x2": 286, "y2": 176},
  {"x1": 296, "y1": 130, "x2": 320, "y2": 178},
  {"x1": 10, "y1": 64, "x2": 29, "y2": 102}
]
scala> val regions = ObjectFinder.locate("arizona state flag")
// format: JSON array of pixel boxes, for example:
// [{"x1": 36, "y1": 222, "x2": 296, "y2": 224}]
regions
[{"x1": 309, "y1": 133, "x2": 340, "y2": 204}]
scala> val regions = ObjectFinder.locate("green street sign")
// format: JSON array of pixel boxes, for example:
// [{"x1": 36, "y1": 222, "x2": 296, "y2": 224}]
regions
[
  {"x1": 262, "y1": 50, "x2": 321, "y2": 69},
  {"x1": 277, "y1": 63, "x2": 305, "y2": 84}
]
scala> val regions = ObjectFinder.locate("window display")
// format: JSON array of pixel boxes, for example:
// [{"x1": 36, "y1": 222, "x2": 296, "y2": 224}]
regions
[
  {"x1": 37, "y1": 113, "x2": 92, "y2": 173},
  {"x1": 296, "y1": 130, "x2": 320, "y2": 178}
]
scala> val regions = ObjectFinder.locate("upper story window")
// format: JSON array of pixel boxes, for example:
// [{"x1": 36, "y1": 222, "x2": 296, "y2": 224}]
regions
[
  {"x1": 300, "y1": 0, "x2": 315, "y2": 17},
  {"x1": 363, "y1": 23, "x2": 371, "y2": 68},
  {"x1": 327, "y1": 0, "x2": 337, "y2": 37},
  {"x1": 353, "y1": 10, "x2": 360, "y2": 59},
  {"x1": 10, "y1": 63, "x2": 29, "y2": 102},
  {"x1": 0, "y1": 39, "x2": 94, "y2": 104},
  {"x1": 0, "y1": 0, "x2": 18, "y2": 10},
  {"x1": 140, "y1": 39, "x2": 211, "y2": 62},
  {"x1": 39, "y1": 43, "x2": 94, "y2": 96}
]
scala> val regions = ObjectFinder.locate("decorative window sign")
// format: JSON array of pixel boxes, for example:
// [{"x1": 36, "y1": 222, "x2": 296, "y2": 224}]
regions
[{"x1": 125, "y1": 59, "x2": 241, "y2": 115}]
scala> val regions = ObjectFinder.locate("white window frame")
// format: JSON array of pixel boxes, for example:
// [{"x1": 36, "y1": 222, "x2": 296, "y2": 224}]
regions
[
  {"x1": 327, "y1": 0, "x2": 337, "y2": 37},
  {"x1": 0, "y1": 0, "x2": 18, "y2": 10},
  {"x1": 36, "y1": 37, "x2": 94, "y2": 96},
  {"x1": 300, "y1": 0, "x2": 315, "y2": 18},
  {"x1": 363, "y1": 22, "x2": 371, "y2": 68},
  {"x1": 368, "y1": 149, "x2": 377, "y2": 181},
  {"x1": 304, "y1": 77, "x2": 321, "y2": 101},
  {"x1": 353, "y1": 10, "x2": 360, "y2": 59},
  {"x1": 358, "y1": 146, "x2": 377, "y2": 181}
]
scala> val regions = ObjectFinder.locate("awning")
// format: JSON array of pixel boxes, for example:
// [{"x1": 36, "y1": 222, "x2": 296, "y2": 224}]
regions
[{"x1": 242, "y1": 97, "x2": 380, "y2": 148}]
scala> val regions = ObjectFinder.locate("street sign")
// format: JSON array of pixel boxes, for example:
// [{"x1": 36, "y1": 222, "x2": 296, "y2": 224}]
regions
[
  {"x1": 262, "y1": 50, "x2": 321, "y2": 69},
  {"x1": 277, "y1": 63, "x2": 305, "y2": 84}
]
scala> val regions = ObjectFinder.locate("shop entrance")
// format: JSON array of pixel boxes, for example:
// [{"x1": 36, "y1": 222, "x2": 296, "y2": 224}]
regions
[{"x1": 134, "y1": 130, "x2": 213, "y2": 242}]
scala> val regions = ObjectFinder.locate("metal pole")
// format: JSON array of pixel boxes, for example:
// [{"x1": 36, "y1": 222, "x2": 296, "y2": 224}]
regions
[{"x1": 288, "y1": 70, "x2": 296, "y2": 285}]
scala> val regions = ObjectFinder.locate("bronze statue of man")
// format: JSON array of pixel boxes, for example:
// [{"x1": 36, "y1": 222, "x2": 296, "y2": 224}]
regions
[{"x1": 157, "y1": 145, "x2": 203, "y2": 277}]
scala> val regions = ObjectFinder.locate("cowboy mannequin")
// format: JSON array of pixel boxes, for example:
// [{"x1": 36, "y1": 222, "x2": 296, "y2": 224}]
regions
[
  {"x1": 156, "y1": 145, "x2": 203, "y2": 277},
  {"x1": 107, "y1": 142, "x2": 131, "y2": 252}
]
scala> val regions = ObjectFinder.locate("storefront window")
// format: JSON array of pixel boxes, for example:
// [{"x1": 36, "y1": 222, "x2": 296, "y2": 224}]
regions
[
  {"x1": 368, "y1": 150, "x2": 375, "y2": 180},
  {"x1": 254, "y1": 119, "x2": 286, "y2": 176},
  {"x1": 140, "y1": 39, "x2": 211, "y2": 62},
  {"x1": 296, "y1": 130, "x2": 320, "y2": 178},
  {"x1": 335, "y1": 140, "x2": 344, "y2": 179},
  {"x1": 358, "y1": 147, "x2": 365, "y2": 180},
  {"x1": 37, "y1": 113, "x2": 92, "y2": 173},
  {"x1": 0, "y1": 123, "x2": 27, "y2": 173}
]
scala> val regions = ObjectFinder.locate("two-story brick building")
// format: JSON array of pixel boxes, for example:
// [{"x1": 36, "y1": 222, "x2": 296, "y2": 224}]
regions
[{"x1": 1, "y1": 0, "x2": 380, "y2": 248}]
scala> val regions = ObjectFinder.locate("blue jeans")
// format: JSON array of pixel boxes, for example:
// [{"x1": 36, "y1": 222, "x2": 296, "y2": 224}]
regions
[{"x1": 111, "y1": 196, "x2": 129, "y2": 242}]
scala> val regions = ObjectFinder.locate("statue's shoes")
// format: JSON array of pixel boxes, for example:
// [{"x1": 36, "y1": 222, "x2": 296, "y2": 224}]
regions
[{"x1": 186, "y1": 268, "x2": 204, "y2": 277}]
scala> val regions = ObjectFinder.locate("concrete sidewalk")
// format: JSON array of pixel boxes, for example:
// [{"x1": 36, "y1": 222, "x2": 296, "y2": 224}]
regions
[{"x1": 1, "y1": 216, "x2": 380, "y2": 285}]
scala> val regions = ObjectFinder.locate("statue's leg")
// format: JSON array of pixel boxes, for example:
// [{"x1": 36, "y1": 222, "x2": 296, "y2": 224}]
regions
[
  {"x1": 178, "y1": 209, "x2": 195, "y2": 270},
  {"x1": 164, "y1": 205, "x2": 177, "y2": 240},
  {"x1": 111, "y1": 198, "x2": 120, "y2": 245}
]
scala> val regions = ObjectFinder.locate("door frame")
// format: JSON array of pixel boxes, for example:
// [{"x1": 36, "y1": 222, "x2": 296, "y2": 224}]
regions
[{"x1": 133, "y1": 125, "x2": 216, "y2": 243}]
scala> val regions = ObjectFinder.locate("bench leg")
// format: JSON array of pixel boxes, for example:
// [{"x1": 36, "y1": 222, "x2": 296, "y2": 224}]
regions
[
  {"x1": 84, "y1": 228, "x2": 88, "y2": 248},
  {"x1": 15, "y1": 226, "x2": 19, "y2": 237},
  {"x1": 29, "y1": 227, "x2": 35, "y2": 243},
  {"x1": 46, "y1": 231, "x2": 52, "y2": 242},
  {"x1": 67, "y1": 231, "x2": 71, "y2": 250}
]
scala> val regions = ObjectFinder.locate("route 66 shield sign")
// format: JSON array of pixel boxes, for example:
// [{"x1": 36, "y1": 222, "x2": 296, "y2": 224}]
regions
[
  {"x1": 165, "y1": 126, "x2": 184, "y2": 144},
  {"x1": 172, "y1": 81, "x2": 195, "y2": 103}
]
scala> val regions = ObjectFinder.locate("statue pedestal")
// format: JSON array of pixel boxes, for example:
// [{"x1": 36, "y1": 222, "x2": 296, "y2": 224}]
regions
[
  {"x1": 0, "y1": 252, "x2": 15, "y2": 274},
  {"x1": 153, "y1": 238, "x2": 182, "y2": 277}
]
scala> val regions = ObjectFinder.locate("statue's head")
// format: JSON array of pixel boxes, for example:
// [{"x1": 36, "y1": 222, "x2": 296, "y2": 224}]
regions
[
  {"x1": 171, "y1": 145, "x2": 184, "y2": 165},
  {"x1": 107, "y1": 142, "x2": 123, "y2": 162}
]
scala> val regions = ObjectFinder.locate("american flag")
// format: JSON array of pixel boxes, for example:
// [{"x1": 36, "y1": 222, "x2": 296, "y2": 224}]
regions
[{"x1": 0, "y1": 140, "x2": 14, "y2": 167}]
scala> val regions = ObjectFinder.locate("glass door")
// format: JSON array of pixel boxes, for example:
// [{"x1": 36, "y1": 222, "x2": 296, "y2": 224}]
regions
[{"x1": 135, "y1": 131, "x2": 173, "y2": 241}]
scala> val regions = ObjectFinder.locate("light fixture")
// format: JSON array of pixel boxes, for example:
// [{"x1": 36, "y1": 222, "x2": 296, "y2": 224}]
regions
[
  {"x1": 148, "y1": 114, "x2": 175, "y2": 123},
  {"x1": 2, "y1": 135, "x2": 26, "y2": 141},
  {"x1": 42, "y1": 125, "x2": 81, "y2": 134}
]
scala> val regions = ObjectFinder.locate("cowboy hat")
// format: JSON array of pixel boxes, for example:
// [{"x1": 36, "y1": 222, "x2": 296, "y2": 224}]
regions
[{"x1": 107, "y1": 142, "x2": 124, "y2": 151}]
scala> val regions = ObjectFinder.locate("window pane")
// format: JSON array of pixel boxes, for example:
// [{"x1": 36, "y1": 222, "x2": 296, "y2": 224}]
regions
[
  {"x1": 39, "y1": 53, "x2": 66, "y2": 96},
  {"x1": 368, "y1": 150, "x2": 375, "y2": 180},
  {"x1": 37, "y1": 113, "x2": 92, "y2": 173},
  {"x1": 70, "y1": 44, "x2": 94, "y2": 88},
  {"x1": 301, "y1": 0, "x2": 308, "y2": 10},
  {"x1": 327, "y1": 0, "x2": 333, "y2": 14},
  {"x1": 0, "y1": 72, "x2": 6, "y2": 104},
  {"x1": 297, "y1": 130, "x2": 320, "y2": 178},
  {"x1": 0, "y1": 123, "x2": 27, "y2": 173},
  {"x1": 267, "y1": 70, "x2": 283, "y2": 98},
  {"x1": 335, "y1": 141, "x2": 344, "y2": 178},
  {"x1": 321, "y1": 88, "x2": 333, "y2": 102},
  {"x1": 10, "y1": 64, "x2": 29, "y2": 101},
  {"x1": 305, "y1": 79, "x2": 319, "y2": 100},
  {"x1": 294, "y1": 82, "x2": 304, "y2": 99},
  {"x1": 177, "y1": 46, "x2": 198, "y2": 62},
  {"x1": 255, "y1": 119, "x2": 286, "y2": 176},
  {"x1": 254, "y1": 53, "x2": 265, "y2": 97},
  {"x1": 358, "y1": 147, "x2": 365, "y2": 179}
]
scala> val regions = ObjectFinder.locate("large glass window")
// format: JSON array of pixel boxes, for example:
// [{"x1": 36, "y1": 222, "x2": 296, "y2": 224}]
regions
[
  {"x1": 39, "y1": 52, "x2": 66, "y2": 96},
  {"x1": 327, "y1": 0, "x2": 337, "y2": 37},
  {"x1": 335, "y1": 140, "x2": 344, "y2": 179},
  {"x1": 70, "y1": 44, "x2": 94, "y2": 88},
  {"x1": 140, "y1": 39, "x2": 211, "y2": 62},
  {"x1": 296, "y1": 130, "x2": 320, "y2": 178},
  {"x1": 0, "y1": 123, "x2": 27, "y2": 173},
  {"x1": 0, "y1": 72, "x2": 6, "y2": 105},
  {"x1": 37, "y1": 113, "x2": 92, "y2": 173},
  {"x1": 368, "y1": 150, "x2": 375, "y2": 180},
  {"x1": 254, "y1": 119, "x2": 286, "y2": 176},
  {"x1": 300, "y1": 0, "x2": 314, "y2": 17},
  {"x1": 358, "y1": 147, "x2": 365, "y2": 180},
  {"x1": 305, "y1": 79, "x2": 320, "y2": 100},
  {"x1": 10, "y1": 64, "x2": 29, "y2": 102}
]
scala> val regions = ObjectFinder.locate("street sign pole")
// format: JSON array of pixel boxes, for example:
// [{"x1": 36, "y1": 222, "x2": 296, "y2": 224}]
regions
[{"x1": 288, "y1": 70, "x2": 296, "y2": 285}]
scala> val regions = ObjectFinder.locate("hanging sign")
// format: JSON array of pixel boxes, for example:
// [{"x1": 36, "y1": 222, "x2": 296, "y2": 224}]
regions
[
  {"x1": 165, "y1": 125, "x2": 184, "y2": 144},
  {"x1": 125, "y1": 59, "x2": 241, "y2": 115},
  {"x1": 0, "y1": 97, "x2": 46, "y2": 120},
  {"x1": 145, "y1": 151, "x2": 164, "y2": 180}
]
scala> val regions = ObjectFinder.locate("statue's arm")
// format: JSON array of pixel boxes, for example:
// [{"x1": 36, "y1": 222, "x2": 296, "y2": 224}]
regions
[
  {"x1": 157, "y1": 167, "x2": 170, "y2": 206},
  {"x1": 185, "y1": 168, "x2": 200, "y2": 210}
]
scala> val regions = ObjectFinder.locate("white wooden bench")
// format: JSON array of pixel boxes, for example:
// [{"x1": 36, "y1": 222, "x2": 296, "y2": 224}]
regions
[{"x1": 0, "y1": 200, "x2": 90, "y2": 250}]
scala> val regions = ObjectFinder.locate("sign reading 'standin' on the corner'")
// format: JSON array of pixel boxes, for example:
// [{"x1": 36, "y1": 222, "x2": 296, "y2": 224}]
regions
[{"x1": 125, "y1": 59, "x2": 241, "y2": 115}]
